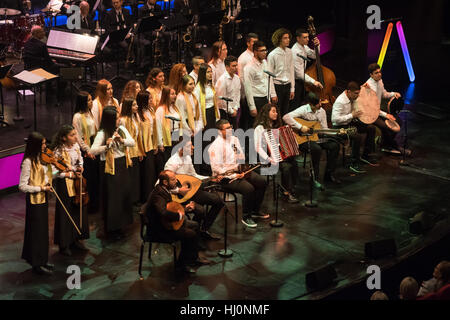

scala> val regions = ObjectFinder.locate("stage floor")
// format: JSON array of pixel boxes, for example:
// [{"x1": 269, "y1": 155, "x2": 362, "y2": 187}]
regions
[{"x1": 0, "y1": 98, "x2": 449, "y2": 300}]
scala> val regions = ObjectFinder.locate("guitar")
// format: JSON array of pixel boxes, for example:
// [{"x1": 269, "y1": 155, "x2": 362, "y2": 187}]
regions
[
  {"x1": 171, "y1": 174, "x2": 205, "y2": 204},
  {"x1": 162, "y1": 201, "x2": 185, "y2": 231},
  {"x1": 294, "y1": 118, "x2": 357, "y2": 145}
]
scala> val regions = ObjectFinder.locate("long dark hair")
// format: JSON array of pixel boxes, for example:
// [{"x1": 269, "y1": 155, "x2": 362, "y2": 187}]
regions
[
  {"x1": 74, "y1": 91, "x2": 91, "y2": 114},
  {"x1": 210, "y1": 41, "x2": 225, "y2": 63},
  {"x1": 181, "y1": 74, "x2": 194, "y2": 93},
  {"x1": 136, "y1": 90, "x2": 150, "y2": 122},
  {"x1": 120, "y1": 98, "x2": 135, "y2": 118},
  {"x1": 23, "y1": 132, "x2": 45, "y2": 163},
  {"x1": 253, "y1": 103, "x2": 282, "y2": 129},
  {"x1": 145, "y1": 68, "x2": 164, "y2": 88},
  {"x1": 197, "y1": 63, "x2": 212, "y2": 94},
  {"x1": 50, "y1": 124, "x2": 75, "y2": 151},
  {"x1": 99, "y1": 106, "x2": 118, "y2": 140}
]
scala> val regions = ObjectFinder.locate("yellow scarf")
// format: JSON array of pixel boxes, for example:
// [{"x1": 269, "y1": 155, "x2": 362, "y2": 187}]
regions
[
  {"x1": 80, "y1": 113, "x2": 92, "y2": 148},
  {"x1": 183, "y1": 92, "x2": 200, "y2": 133},
  {"x1": 124, "y1": 116, "x2": 143, "y2": 158},
  {"x1": 140, "y1": 110, "x2": 158, "y2": 152},
  {"x1": 198, "y1": 84, "x2": 220, "y2": 127},
  {"x1": 29, "y1": 160, "x2": 53, "y2": 205},
  {"x1": 162, "y1": 105, "x2": 183, "y2": 147},
  {"x1": 61, "y1": 150, "x2": 76, "y2": 197}
]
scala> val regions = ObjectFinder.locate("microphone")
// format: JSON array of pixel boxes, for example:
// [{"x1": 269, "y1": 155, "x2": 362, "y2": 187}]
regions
[
  {"x1": 263, "y1": 70, "x2": 276, "y2": 78},
  {"x1": 219, "y1": 96, "x2": 233, "y2": 102},
  {"x1": 165, "y1": 115, "x2": 181, "y2": 121},
  {"x1": 296, "y1": 53, "x2": 311, "y2": 62}
]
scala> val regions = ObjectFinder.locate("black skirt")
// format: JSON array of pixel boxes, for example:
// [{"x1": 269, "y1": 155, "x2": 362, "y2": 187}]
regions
[
  {"x1": 128, "y1": 157, "x2": 141, "y2": 205},
  {"x1": 140, "y1": 150, "x2": 157, "y2": 203},
  {"x1": 83, "y1": 155, "x2": 100, "y2": 214},
  {"x1": 54, "y1": 178, "x2": 88, "y2": 247},
  {"x1": 22, "y1": 194, "x2": 49, "y2": 267},
  {"x1": 205, "y1": 107, "x2": 217, "y2": 131},
  {"x1": 101, "y1": 157, "x2": 133, "y2": 232}
]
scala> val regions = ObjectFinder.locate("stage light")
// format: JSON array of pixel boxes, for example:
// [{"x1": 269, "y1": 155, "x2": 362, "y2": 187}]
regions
[
  {"x1": 396, "y1": 21, "x2": 415, "y2": 82},
  {"x1": 377, "y1": 22, "x2": 393, "y2": 69}
]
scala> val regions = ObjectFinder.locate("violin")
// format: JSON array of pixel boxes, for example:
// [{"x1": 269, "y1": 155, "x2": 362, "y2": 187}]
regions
[
  {"x1": 73, "y1": 162, "x2": 89, "y2": 206},
  {"x1": 41, "y1": 148, "x2": 70, "y2": 172}
]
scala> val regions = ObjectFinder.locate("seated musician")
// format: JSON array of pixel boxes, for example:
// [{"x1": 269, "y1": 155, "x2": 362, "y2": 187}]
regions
[
  {"x1": 138, "y1": 0, "x2": 163, "y2": 17},
  {"x1": 164, "y1": 139, "x2": 223, "y2": 240},
  {"x1": 208, "y1": 119, "x2": 269, "y2": 228},
  {"x1": 142, "y1": 170, "x2": 212, "y2": 274},
  {"x1": 254, "y1": 103, "x2": 300, "y2": 203},
  {"x1": 78, "y1": 1, "x2": 95, "y2": 33},
  {"x1": 332, "y1": 81, "x2": 377, "y2": 174},
  {"x1": 174, "y1": 0, "x2": 200, "y2": 16},
  {"x1": 283, "y1": 92, "x2": 341, "y2": 189},
  {"x1": 102, "y1": 0, "x2": 133, "y2": 52}
]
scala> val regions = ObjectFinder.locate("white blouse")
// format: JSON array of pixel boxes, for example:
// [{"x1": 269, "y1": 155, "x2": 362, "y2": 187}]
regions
[
  {"x1": 155, "y1": 105, "x2": 182, "y2": 146},
  {"x1": 19, "y1": 158, "x2": 54, "y2": 194},
  {"x1": 175, "y1": 92, "x2": 204, "y2": 136},
  {"x1": 90, "y1": 125, "x2": 135, "y2": 161},
  {"x1": 91, "y1": 97, "x2": 120, "y2": 130},
  {"x1": 193, "y1": 84, "x2": 215, "y2": 110},
  {"x1": 72, "y1": 112, "x2": 96, "y2": 153},
  {"x1": 53, "y1": 143, "x2": 84, "y2": 179}
]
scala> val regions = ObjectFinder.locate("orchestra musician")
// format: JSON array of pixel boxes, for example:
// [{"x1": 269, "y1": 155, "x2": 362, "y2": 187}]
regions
[
  {"x1": 50, "y1": 125, "x2": 89, "y2": 256},
  {"x1": 216, "y1": 55, "x2": 240, "y2": 127},
  {"x1": 283, "y1": 92, "x2": 341, "y2": 188},
  {"x1": 78, "y1": 1, "x2": 95, "y2": 33},
  {"x1": 102, "y1": 0, "x2": 133, "y2": 53},
  {"x1": 174, "y1": 0, "x2": 200, "y2": 16},
  {"x1": 164, "y1": 139, "x2": 223, "y2": 241},
  {"x1": 208, "y1": 119, "x2": 269, "y2": 228},
  {"x1": 90, "y1": 107, "x2": 135, "y2": 240},
  {"x1": 141, "y1": 170, "x2": 212, "y2": 274},
  {"x1": 254, "y1": 103, "x2": 300, "y2": 203},
  {"x1": 332, "y1": 81, "x2": 377, "y2": 174},
  {"x1": 19, "y1": 132, "x2": 54, "y2": 275}
]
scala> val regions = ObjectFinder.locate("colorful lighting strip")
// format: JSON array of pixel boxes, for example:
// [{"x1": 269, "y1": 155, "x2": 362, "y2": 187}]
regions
[
  {"x1": 396, "y1": 21, "x2": 416, "y2": 82},
  {"x1": 377, "y1": 22, "x2": 393, "y2": 68}
]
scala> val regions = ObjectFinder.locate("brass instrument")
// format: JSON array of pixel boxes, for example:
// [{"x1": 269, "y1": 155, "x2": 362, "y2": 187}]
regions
[
  {"x1": 183, "y1": 26, "x2": 192, "y2": 43},
  {"x1": 219, "y1": 0, "x2": 230, "y2": 41},
  {"x1": 153, "y1": 28, "x2": 162, "y2": 62},
  {"x1": 125, "y1": 26, "x2": 136, "y2": 67}
]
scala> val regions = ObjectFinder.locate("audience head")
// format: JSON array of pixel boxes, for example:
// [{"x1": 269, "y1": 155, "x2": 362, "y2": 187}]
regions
[
  {"x1": 370, "y1": 291, "x2": 389, "y2": 300},
  {"x1": 399, "y1": 276, "x2": 419, "y2": 300}
]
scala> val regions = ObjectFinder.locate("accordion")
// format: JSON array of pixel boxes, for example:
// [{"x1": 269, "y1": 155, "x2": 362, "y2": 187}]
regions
[{"x1": 263, "y1": 126, "x2": 300, "y2": 162}]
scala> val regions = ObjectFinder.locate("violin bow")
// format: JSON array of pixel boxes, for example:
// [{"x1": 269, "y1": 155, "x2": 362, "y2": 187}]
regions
[
  {"x1": 228, "y1": 164, "x2": 262, "y2": 184},
  {"x1": 49, "y1": 186, "x2": 82, "y2": 235}
]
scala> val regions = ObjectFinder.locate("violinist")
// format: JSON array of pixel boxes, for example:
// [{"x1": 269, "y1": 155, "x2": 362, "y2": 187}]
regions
[
  {"x1": 50, "y1": 125, "x2": 89, "y2": 256},
  {"x1": 291, "y1": 28, "x2": 323, "y2": 107},
  {"x1": 19, "y1": 132, "x2": 54, "y2": 275},
  {"x1": 90, "y1": 107, "x2": 135, "y2": 240}
]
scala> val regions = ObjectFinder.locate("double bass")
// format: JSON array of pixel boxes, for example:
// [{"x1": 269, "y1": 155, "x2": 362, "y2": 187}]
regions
[{"x1": 305, "y1": 16, "x2": 336, "y2": 114}]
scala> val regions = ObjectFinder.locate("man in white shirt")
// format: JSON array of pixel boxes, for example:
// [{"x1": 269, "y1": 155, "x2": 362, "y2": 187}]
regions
[
  {"x1": 283, "y1": 92, "x2": 340, "y2": 188},
  {"x1": 366, "y1": 63, "x2": 402, "y2": 154},
  {"x1": 237, "y1": 33, "x2": 258, "y2": 129},
  {"x1": 267, "y1": 28, "x2": 295, "y2": 116},
  {"x1": 164, "y1": 139, "x2": 223, "y2": 240},
  {"x1": 208, "y1": 119, "x2": 269, "y2": 228},
  {"x1": 291, "y1": 28, "x2": 323, "y2": 107},
  {"x1": 189, "y1": 56, "x2": 205, "y2": 84},
  {"x1": 216, "y1": 55, "x2": 241, "y2": 128},
  {"x1": 243, "y1": 41, "x2": 272, "y2": 124},
  {"x1": 332, "y1": 81, "x2": 377, "y2": 174}
]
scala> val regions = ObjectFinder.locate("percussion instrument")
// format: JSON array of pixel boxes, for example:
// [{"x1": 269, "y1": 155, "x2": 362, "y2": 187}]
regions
[
  {"x1": 0, "y1": 20, "x2": 13, "y2": 43},
  {"x1": 385, "y1": 96, "x2": 402, "y2": 132},
  {"x1": 264, "y1": 125, "x2": 300, "y2": 163},
  {"x1": 354, "y1": 85, "x2": 380, "y2": 124},
  {"x1": 13, "y1": 14, "x2": 45, "y2": 49},
  {"x1": 0, "y1": 8, "x2": 21, "y2": 16}
]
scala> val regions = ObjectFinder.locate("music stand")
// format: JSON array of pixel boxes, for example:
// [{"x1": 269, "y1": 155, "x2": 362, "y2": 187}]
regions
[
  {"x1": 137, "y1": 15, "x2": 163, "y2": 67},
  {"x1": 60, "y1": 67, "x2": 84, "y2": 114},
  {"x1": 0, "y1": 64, "x2": 13, "y2": 127},
  {"x1": 107, "y1": 28, "x2": 131, "y2": 83},
  {"x1": 159, "y1": 14, "x2": 190, "y2": 62}
]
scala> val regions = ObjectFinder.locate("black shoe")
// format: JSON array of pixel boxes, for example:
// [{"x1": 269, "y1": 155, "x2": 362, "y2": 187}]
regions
[
  {"x1": 313, "y1": 180, "x2": 325, "y2": 191},
  {"x1": 349, "y1": 162, "x2": 366, "y2": 174},
  {"x1": 360, "y1": 155, "x2": 379, "y2": 167},
  {"x1": 44, "y1": 263, "x2": 55, "y2": 270},
  {"x1": 200, "y1": 230, "x2": 221, "y2": 241},
  {"x1": 251, "y1": 212, "x2": 270, "y2": 219},
  {"x1": 59, "y1": 248, "x2": 72, "y2": 256},
  {"x1": 324, "y1": 173, "x2": 341, "y2": 184},
  {"x1": 32, "y1": 266, "x2": 53, "y2": 275},
  {"x1": 241, "y1": 217, "x2": 257, "y2": 228}
]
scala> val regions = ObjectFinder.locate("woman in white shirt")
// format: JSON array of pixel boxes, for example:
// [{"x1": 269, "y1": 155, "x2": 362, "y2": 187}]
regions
[
  {"x1": 175, "y1": 75, "x2": 203, "y2": 138},
  {"x1": 51, "y1": 124, "x2": 89, "y2": 256},
  {"x1": 145, "y1": 67, "x2": 165, "y2": 107},
  {"x1": 254, "y1": 103, "x2": 300, "y2": 203},
  {"x1": 194, "y1": 63, "x2": 220, "y2": 131},
  {"x1": 119, "y1": 98, "x2": 143, "y2": 207},
  {"x1": 208, "y1": 40, "x2": 227, "y2": 86},
  {"x1": 155, "y1": 86, "x2": 182, "y2": 171},
  {"x1": 91, "y1": 79, "x2": 120, "y2": 130},
  {"x1": 19, "y1": 132, "x2": 54, "y2": 275},
  {"x1": 72, "y1": 91, "x2": 99, "y2": 213},
  {"x1": 91, "y1": 107, "x2": 135, "y2": 240}
]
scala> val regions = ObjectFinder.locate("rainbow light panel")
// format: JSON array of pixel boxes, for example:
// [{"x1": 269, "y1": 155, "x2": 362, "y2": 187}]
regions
[
  {"x1": 396, "y1": 21, "x2": 415, "y2": 82},
  {"x1": 377, "y1": 22, "x2": 393, "y2": 68}
]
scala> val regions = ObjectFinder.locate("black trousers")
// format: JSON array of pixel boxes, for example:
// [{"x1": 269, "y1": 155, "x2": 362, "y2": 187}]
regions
[
  {"x1": 220, "y1": 171, "x2": 267, "y2": 219},
  {"x1": 191, "y1": 186, "x2": 224, "y2": 231},
  {"x1": 335, "y1": 120, "x2": 376, "y2": 162},
  {"x1": 293, "y1": 78, "x2": 306, "y2": 109},
  {"x1": 274, "y1": 83, "x2": 292, "y2": 116},
  {"x1": 373, "y1": 117, "x2": 399, "y2": 149},
  {"x1": 219, "y1": 109, "x2": 238, "y2": 129},
  {"x1": 299, "y1": 140, "x2": 340, "y2": 180},
  {"x1": 280, "y1": 156, "x2": 300, "y2": 194}
]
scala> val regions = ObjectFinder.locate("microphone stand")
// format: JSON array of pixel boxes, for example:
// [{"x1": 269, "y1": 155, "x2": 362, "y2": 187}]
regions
[
  {"x1": 399, "y1": 110, "x2": 410, "y2": 167},
  {"x1": 270, "y1": 183, "x2": 284, "y2": 228},
  {"x1": 303, "y1": 134, "x2": 318, "y2": 208}
]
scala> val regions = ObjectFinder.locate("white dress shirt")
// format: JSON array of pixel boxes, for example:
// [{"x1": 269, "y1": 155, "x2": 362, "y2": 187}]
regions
[
  {"x1": 243, "y1": 58, "x2": 271, "y2": 111},
  {"x1": 208, "y1": 134, "x2": 244, "y2": 178},
  {"x1": 216, "y1": 71, "x2": 241, "y2": 114},
  {"x1": 19, "y1": 159, "x2": 54, "y2": 194},
  {"x1": 90, "y1": 125, "x2": 135, "y2": 161},
  {"x1": 254, "y1": 124, "x2": 270, "y2": 161},
  {"x1": 237, "y1": 48, "x2": 254, "y2": 97},
  {"x1": 189, "y1": 70, "x2": 198, "y2": 84},
  {"x1": 291, "y1": 42, "x2": 318, "y2": 84},
  {"x1": 175, "y1": 92, "x2": 204, "y2": 136},
  {"x1": 193, "y1": 84, "x2": 215, "y2": 110},
  {"x1": 72, "y1": 112, "x2": 96, "y2": 153},
  {"x1": 283, "y1": 104, "x2": 328, "y2": 143},
  {"x1": 164, "y1": 152, "x2": 208, "y2": 181},
  {"x1": 331, "y1": 91, "x2": 355, "y2": 126},
  {"x1": 365, "y1": 77, "x2": 394, "y2": 118},
  {"x1": 209, "y1": 59, "x2": 226, "y2": 86},
  {"x1": 267, "y1": 46, "x2": 295, "y2": 97}
]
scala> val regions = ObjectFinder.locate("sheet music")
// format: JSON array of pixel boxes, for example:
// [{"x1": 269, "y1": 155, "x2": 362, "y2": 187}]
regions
[
  {"x1": 47, "y1": 30, "x2": 98, "y2": 54},
  {"x1": 31, "y1": 68, "x2": 58, "y2": 80},
  {"x1": 13, "y1": 71, "x2": 46, "y2": 84}
]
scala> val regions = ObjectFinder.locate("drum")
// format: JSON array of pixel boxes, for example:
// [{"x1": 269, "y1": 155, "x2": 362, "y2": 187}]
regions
[
  {"x1": 29, "y1": 14, "x2": 45, "y2": 28},
  {"x1": 354, "y1": 85, "x2": 380, "y2": 124},
  {"x1": 385, "y1": 96, "x2": 403, "y2": 132},
  {"x1": 0, "y1": 20, "x2": 13, "y2": 43}
]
